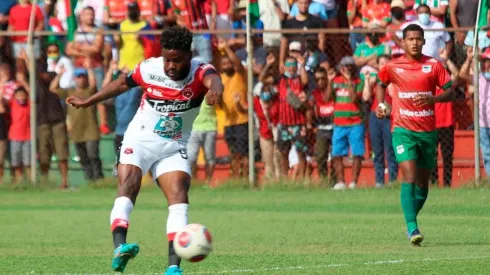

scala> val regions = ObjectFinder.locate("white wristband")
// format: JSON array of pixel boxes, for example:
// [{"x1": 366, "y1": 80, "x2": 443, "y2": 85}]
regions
[{"x1": 378, "y1": 103, "x2": 387, "y2": 111}]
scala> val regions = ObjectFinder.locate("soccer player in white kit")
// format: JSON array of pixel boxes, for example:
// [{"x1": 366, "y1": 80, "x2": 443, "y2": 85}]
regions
[{"x1": 67, "y1": 26, "x2": 223, "y2": 275}]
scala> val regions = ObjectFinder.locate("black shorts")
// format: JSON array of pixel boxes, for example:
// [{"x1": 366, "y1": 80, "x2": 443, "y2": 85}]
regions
[{"x1": 224, "y1": 123, "x2": 249, "y2": 157}]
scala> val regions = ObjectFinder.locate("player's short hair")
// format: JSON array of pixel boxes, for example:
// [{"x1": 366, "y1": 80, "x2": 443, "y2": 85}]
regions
[
  {"x1": 402, "y1": 24, "x2": 425, "y2": 39},
  {"x1": 416, "y1": 4, "x2": 430, "y2": 13},
  {"x1": 160, "y1": 26, "x2": 193, "y2": 52}
]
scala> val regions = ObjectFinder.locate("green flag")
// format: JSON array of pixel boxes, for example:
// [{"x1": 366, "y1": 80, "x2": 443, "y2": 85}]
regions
[
  {"x1": 249, "y1": 0, "x2": 260, "y2": 28},
  {"x1": 65, "y1": 0, "x2": 78, "y2": 41}
]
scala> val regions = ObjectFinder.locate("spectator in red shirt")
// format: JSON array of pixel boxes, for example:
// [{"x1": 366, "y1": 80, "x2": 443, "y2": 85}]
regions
[
  {"x1": 0, "y1": 87, "x2": 31, "y2": 184},
  {"x1": 7, "y1": 0, "x2": 44, "y2": 73},
  {"x1": 253, "y1": 54, "x2": 281, "y2": 181},
  {"x1": 310, "y1": 67, "x2": 335, "y2": 180},
  {"x1": 430, "y1": 48, "x2": 459, "y2": 187},
  {"x1": 276, "y1": 55, "x2": 311, "y2": 180}
]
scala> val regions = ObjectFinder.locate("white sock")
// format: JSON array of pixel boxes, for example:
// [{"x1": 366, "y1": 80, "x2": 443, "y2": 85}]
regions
[
  {"x1": 110, "y1": 196, "x2": 133, "y2": 230},
  {"x1": 166, "y1": 203, "x2": 188, "y2": 241}
]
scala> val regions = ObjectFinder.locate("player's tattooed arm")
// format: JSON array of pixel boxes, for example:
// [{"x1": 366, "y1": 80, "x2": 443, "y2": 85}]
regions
[
  {"x1": 66, "y1": 72, "x2": 131, "y2": 108},
  {"x1": 204, "y1": 74, "x2": 224, "y2": 106}
]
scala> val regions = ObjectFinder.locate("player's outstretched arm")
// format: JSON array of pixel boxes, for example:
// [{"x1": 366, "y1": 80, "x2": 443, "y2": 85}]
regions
[
  {"x1": 66, "y1": 73, "x2": 130, "y2": 108},
  {"x1": 203, "y1": 74, "x2": 224, "y2": 106}
]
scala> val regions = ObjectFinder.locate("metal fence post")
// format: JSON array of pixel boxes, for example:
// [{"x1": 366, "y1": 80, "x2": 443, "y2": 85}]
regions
[
  {"x1": 472, "y1": 0, "x2": 483, "y2": 184},
  {"x1": 246, "y1": 0, "x2": 256, "y2": 188},
  {"x1": 27, "y1": 0, "x2": 38, "y2": 184}
]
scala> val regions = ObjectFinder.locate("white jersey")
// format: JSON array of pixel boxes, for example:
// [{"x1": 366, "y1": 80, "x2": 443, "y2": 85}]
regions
[
  {"x1": 117, "y1": 57, "x2": 217, "y2": 179},
  {"x1": 125, "y1": 57, "x2": 217, "y2": 146}
]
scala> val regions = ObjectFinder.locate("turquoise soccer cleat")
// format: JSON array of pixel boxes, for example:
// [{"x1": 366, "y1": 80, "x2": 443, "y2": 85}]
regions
[
  {"x1": 112, "y1": 243, "x2": 140, "y2": 272},
  {"x1": 164, "y1": 266, "x2": 183, "y2": 275}
]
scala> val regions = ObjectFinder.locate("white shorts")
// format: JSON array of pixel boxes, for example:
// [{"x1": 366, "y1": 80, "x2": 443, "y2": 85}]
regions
[{"x1": 118, "y1": 138, "x2": 191, "y2": 181}]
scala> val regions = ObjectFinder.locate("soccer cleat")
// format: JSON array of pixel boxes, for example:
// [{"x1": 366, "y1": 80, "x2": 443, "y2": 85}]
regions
[
  {"x1": 409, "y1": 229, "x2": 424, "y2": 246},
  {"x1": 164, "y1": 266, "x2": 183, "y2": 275},
  {"x1": 348, "y1": 182, "x2": 357, "y2": 189},
  {"x1": 112, "y1": 243, "x2": 140, "y2": 272}
]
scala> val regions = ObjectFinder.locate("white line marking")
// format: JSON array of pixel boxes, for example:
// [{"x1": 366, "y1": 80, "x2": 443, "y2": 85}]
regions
[{"x1": 36, "y1": 255, "x2": 490, "y2": 275}]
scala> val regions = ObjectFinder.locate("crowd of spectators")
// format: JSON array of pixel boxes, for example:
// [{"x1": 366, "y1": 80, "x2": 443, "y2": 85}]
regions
[{"x1": 0, "y1": 0, "x2": 488, "y2": 188}]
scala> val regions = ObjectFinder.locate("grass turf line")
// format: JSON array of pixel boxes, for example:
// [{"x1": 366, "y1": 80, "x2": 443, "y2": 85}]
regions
[{"x1": 1, "y1": 184, "x2": 490, "y2": 274}]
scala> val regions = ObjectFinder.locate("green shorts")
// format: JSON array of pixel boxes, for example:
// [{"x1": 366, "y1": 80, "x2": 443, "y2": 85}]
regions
[{"x1": 392, "y1": 127, "x2": 438, "y2": 169}]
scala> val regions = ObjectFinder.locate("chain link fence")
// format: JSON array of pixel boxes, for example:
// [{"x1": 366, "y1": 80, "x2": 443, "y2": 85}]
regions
[{"x1": 0, "y1": 26, "x2": 482, "y2": 187}]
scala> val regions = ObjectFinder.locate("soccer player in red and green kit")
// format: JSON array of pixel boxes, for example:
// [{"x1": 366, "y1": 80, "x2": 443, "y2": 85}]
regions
[{"x1": 376, "y1": 24, "x2": 454, "y2": 246}]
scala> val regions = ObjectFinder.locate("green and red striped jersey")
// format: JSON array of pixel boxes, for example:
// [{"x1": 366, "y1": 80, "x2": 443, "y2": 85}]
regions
[{"x1": 332, "y1": 75, "x2": 364, "y2": 126}]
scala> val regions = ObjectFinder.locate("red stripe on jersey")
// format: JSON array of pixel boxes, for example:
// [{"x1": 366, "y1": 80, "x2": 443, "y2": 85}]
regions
[{"x1": 277, "y1": 77, "x2": 306, "y2": 126}]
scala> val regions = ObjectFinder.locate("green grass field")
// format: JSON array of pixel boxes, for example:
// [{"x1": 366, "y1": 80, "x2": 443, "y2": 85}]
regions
[{"x1": 1, "y1": 183, "x2": 490, "y2": 275}]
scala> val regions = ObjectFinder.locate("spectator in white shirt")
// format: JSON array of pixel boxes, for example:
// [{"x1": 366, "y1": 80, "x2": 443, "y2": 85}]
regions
[
  {"x1": 258, "y1": 0, "x2": 290, "y2": 48},
  {"x1": 46, "y1": 43, "x2": 75, "y2": 89},
  {"x1": 396, "y1": 4, "x2": 452, "y2": 61}
]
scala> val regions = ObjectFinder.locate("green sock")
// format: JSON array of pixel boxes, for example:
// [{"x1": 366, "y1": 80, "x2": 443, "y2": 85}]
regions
[
  {"x1": 415, "y1": 185, "x2": 429, "y2": 215},
  {"x1": 400, "y1": 183, "x2": 418, "y2": 234}
]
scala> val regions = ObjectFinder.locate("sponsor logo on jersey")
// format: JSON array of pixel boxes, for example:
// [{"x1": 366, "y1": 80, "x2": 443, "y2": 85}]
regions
[
  {"x1": 148, "y1": 99, "x2": 193, "y2": 113},
  {"x1": 149, "y1": 74, "x2": 166, "y2": 83},
  {"x1": 124, "y1": 148, "x2": 133, "y2": 154},
  {"x1": 395, "y1": 68, "x2": 405, "y2": 73},
  {"x1": 147, "y1": 87, "x2": 163, "y2": 97},
  {"x1": 153, "y1": 113, "x2": 183, "y2": 140},
  {"x1": 399, "y1": 108, "x2": 434, "y2": 117},
  {"x1": 398, "y1": 91, "x2": 432, "y2": 99},
  {"x1": 182, "y1": 88, "x2": 193, "y2": 99},
  {"x1": 422, "y1": 65, "x2": 432, "y2": 73}
]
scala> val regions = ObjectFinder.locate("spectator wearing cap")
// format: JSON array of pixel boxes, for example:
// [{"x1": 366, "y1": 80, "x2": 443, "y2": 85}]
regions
[
  {"x1": 413, "y1": 0, "x2": 448, "y2": 24},
  {"x1": 171, "y1": 0, "x2": 214, "y2": 63},
  {"x1": 327, "y1": 56, "x2": 365, "y2": 190},
  {"x1": 353, "y1": 23, "x2": 391, "y2": 70},
  {"x1": 66, "y1": 6, "x2": 112, "y2": 135},
  {"x1": 280, "y1": 0, "x2": 325, "y2": 73},
  {"x1": 361, "y1": 0, "x2": 391, "y2": 28},
  {"x1": 50, "y1": 60, "x2": 103, "y2": 182},
  {"x1": 460, "y1": 48, "x2": 490, "y2": 178},
  {"x1": 396, "y1": 5, "x2": 451, "y2": 62},
  {"x1": 386, "y1": 0, "x2": 407, "y2": 58},
  {"x1": 258, "y1": 0, "x2": 290, "y2": 47},
  {"x1": 7, "y1": 0, "x2": 44, "y2": 73}
]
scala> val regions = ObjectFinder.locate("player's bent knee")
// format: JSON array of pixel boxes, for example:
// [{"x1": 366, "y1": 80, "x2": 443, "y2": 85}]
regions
[{"x1": 117, "y1": 164, "x2": 143, "y2": 201}]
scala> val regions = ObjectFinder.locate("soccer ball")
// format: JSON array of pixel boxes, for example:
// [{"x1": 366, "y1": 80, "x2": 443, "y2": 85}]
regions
[{"x1": 173, "y1": 224, "x2": 213, "y2": 262}]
